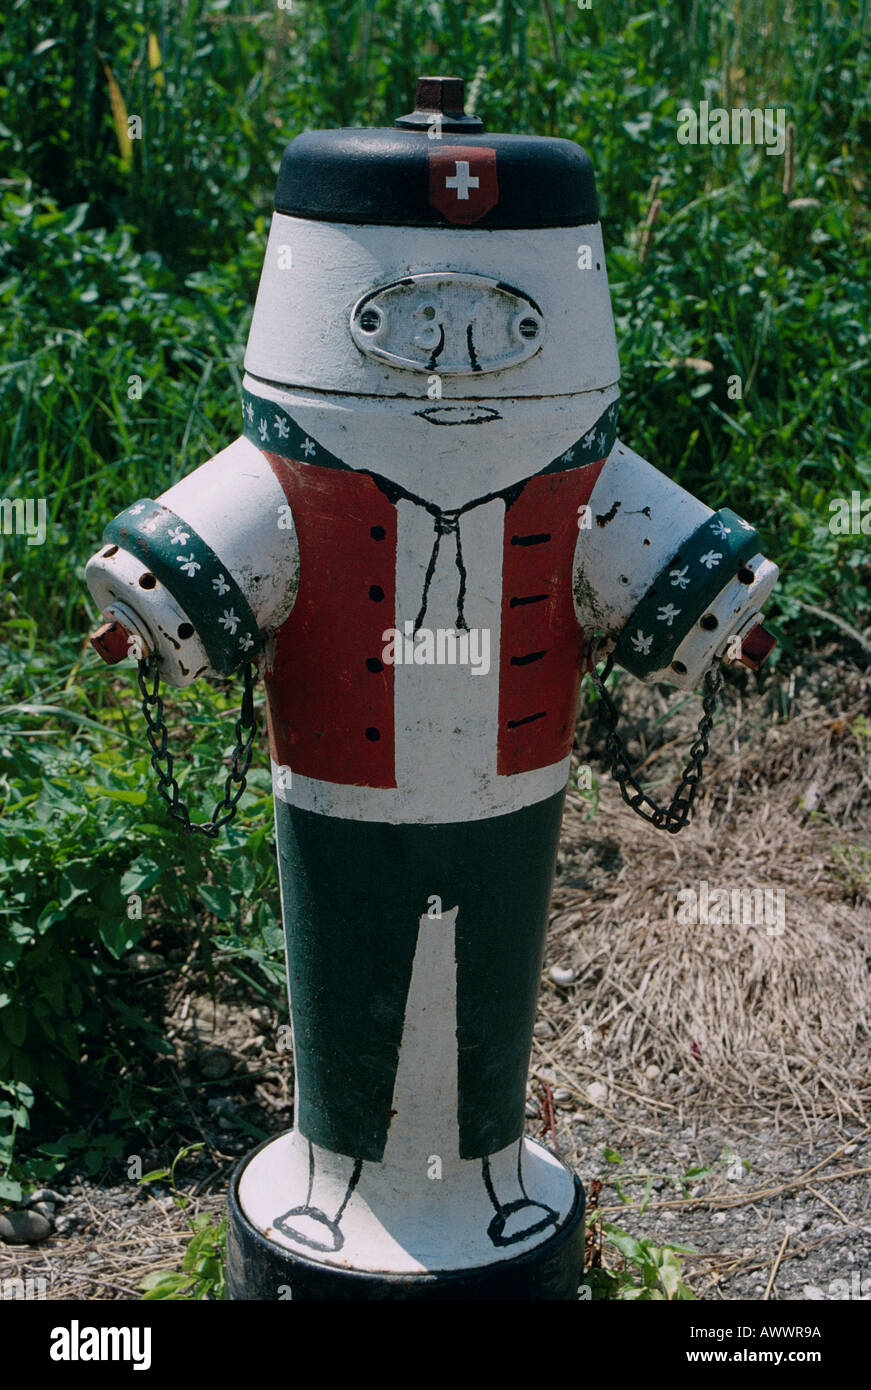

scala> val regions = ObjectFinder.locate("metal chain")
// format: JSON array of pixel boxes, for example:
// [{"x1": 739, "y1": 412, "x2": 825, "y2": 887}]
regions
[
  {"x1": 588, "y1": 652, "x2": 724, "y2": 834},
  {"x1": 136, "y1": 657, "x2": 259, "y2": 838}
]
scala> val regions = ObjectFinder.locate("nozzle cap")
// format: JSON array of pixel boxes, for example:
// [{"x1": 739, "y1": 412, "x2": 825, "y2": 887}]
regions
[
  {"x1": 737, "y1": 623, "x2": 776, "y2": 671},
  {"x1": 90, "y1": 620, "x2": 135, "y2": 665}
]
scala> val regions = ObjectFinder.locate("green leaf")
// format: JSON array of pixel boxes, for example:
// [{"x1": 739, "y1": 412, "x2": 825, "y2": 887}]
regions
[
  {"x1": 98, "y1": 919, "x2": 136, "y2": 960},
  {"x1": 199, "y1": 884, "x2": 234, "y2": 920},
  {"x1": 139, "y1": 1270, "x2": 196, "y2": 1299},
  {"x1": 2, "y1": 1004, "x2": 26, "y2": 1047}
]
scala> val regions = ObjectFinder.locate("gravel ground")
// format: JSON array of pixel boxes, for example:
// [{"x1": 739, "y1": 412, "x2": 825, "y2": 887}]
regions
[{"x1": 566, "y1": 1099, "x2": 870, "y2": 1300}]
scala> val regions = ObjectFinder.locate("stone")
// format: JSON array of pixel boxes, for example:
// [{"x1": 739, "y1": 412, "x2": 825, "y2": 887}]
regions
[
  {"x1": 127, "y1": 950, "x2": 164, "y2": 971},
  {"x1": 26, "y1": 1189, "x2": 64, "y2": 1207},
  {"x1": 549, "y1": 965, "x2": 575, "y2": 985},
  {"x1": 586, "y1": 1081, "x2": 608, "y2": 1104},
  {"x1": 0, "y1": 1210, "x2": 52, "y2": 1245},
  {"x1": 803, "y1": 1285, "x2": 827, "y2": 1300},
  {"x1": 199, "y1": 1047, "x2": 234, "y2": 1079}
]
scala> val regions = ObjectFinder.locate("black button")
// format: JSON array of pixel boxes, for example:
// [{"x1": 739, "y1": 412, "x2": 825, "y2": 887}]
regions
[
  {"x1": 365, "y1": 727, "x2": 381, "y2": 741},
  {"x1": 370, "y1": 525, "x2": 386, "y2": 540},
  {"x1": 369, "y1": 585, "x2": 385, "y2": 601},
  {"x1": 366, "y1": 657, "x2": 384, "y2": 673}
]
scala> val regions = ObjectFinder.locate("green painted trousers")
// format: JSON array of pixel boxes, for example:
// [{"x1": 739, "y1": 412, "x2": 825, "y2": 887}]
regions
[{"x1": 275, "y1": 791, "x2": 565, "y2": 1162}]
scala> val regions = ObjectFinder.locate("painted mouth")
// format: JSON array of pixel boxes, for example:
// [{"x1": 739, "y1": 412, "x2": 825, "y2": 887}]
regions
[{"x1": 414, "y1": 404, "x2": 503, "y2": 427}]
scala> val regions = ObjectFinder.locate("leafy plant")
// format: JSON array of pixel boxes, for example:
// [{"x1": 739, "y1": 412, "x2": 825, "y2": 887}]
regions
[
  {"x1": 137, "y1": 1143, "x2": 227, "y2": 1300},
  {"x1": 0, "y1": 639, "x2": 282, "y2": 1189},
  {"x1": 588, "y1": 1221, "x2": 697, "y2": 1301}
]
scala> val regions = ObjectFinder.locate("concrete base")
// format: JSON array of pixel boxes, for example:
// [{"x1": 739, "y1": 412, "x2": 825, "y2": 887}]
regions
[{"x1": 226, "y1": 1139, "x2": 586, "y2": 1301}]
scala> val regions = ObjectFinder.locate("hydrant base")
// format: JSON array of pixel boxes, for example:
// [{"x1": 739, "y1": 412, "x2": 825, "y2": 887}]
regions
[{"x1": 226, "y1": 1141, "x2": 586, "y2": 1301}]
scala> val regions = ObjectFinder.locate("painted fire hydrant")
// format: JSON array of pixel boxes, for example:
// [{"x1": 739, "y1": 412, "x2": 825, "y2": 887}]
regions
[{"x1": 85, "y1": 77, "x2": 778, "y2": 1300}]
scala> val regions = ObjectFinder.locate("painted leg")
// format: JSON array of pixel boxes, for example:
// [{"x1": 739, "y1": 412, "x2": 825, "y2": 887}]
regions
[
  {"x1": 482, "y1": 1143, "x2": 560, "y2": 1247},
  {"x1": 229, "y1": 796, "x2": 584, "y2": 1294},
  {"x1": 273, "y1": 1142, "x2": 362, "y2": 1253}
]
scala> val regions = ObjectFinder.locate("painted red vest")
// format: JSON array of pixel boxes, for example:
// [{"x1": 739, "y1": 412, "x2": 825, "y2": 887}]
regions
[{"x1": 263, "y1": 451, "x2": 608, "y2": 788}]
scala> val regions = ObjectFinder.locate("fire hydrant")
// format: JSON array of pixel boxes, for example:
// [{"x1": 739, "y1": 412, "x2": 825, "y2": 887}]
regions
[{"x1": 85, "y1": 77, "x2": 777, "y2": 1300}]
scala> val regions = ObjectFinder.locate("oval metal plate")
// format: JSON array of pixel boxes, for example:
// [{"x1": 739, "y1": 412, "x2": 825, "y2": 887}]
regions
[{"x1": 349, "y1": 271, "x2": 545, "y2": 375}]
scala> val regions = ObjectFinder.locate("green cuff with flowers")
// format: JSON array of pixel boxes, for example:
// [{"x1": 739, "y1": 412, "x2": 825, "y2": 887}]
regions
[
  {"x1": 614, "y1": 508, "x2": 761, "y2": 679},
  {"x1": 103, "y1": 499, "x2": 262, "y2": 675}
]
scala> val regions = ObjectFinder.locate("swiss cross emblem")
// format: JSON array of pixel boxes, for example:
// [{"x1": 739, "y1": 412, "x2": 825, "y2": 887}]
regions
[{"x1": 429, "y1": 146, "x2": 498, "y2": 225}]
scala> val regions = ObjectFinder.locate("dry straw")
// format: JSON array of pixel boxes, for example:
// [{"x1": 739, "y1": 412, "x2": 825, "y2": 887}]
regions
[{"x1": 542, "y1": 663, "x2": 871, "y2": 1121}]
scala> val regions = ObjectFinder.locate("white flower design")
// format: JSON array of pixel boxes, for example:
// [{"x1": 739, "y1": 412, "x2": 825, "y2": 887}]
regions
[
  {"x1": 274, "y1": 416, "x2": 290, "y2": 439},
  {"x1": 630, "y1": 629, "x2": 654, "y2": 655},
  {"x1": 710, "y1": 517, "x2": 731, "y2": 539},
  {"x1": 561, "y1": 448, "x2": 575, "y2": 463},
  {"x1": 219, "y1": 608, "x2": 239, "y2": 634},
  {"x1": 670, "y1": 566, "x2": 691, "y2": 589},
  {"x1": 699, "y1": 550, "x2": 723, "y2": 569},
  {"x1": 258, "y1": 419, "x2": 269, "y2": 441},
  {"x1": 737, "y1": 517, "x2": 754, "y2": 531},
  {"x1": 129, "y1": 503, "x2": 146, "y2": 516},
  {"x1": 597, "y1": 430, "x2": 607, "y2": 451},
  {"x1": 239, "y1": 632, "x2": 254, "y2": 653},
  {"x1": 301, "y1": 437, "x2": 316, "y2": 458},
  {"x1": 245, "y1": 401, "x2": 254, "y2": 423},
  {"x1": 212, "y1": 574, "x2": 230, "y2": 596},
  {"x1": 177, "y1": 554, "x2": 201, "y2": 577},
  {"x1": 582, "y1": 428, "x2": 596, "y2": 448},
  {"x1": 657, "y1": 603, "x2": 681, "y2": 627},
  {"x1": 167, "y1": 524, "x2": 190, "y2": 546}
]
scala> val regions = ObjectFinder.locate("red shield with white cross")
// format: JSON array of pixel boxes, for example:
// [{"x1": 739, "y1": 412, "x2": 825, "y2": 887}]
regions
[{"x1": 429, "y1": 146, "x2": 498, "y2": 226}]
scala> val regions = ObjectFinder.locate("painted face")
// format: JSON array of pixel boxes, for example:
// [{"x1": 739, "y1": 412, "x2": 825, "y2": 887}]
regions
[{"x1": 243, "y1": 216, "x2": 622, "y2": 507}]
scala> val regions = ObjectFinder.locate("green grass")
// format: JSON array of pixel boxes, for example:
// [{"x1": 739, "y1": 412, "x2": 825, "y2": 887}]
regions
[{"x1": 0, "y1": 0, "x2": 869, "y2": 1183}]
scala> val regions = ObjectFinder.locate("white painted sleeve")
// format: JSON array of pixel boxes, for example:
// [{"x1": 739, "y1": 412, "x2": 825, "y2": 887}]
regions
[
  {"x1": 85, "y1": 436, "x2": 299, "y2": 687},
  {"x1": 574, "y1": 440, "x2": 778, "y2": 689}
]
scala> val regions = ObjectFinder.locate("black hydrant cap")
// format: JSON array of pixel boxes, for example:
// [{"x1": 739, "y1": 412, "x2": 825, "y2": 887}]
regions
[{"x1": 272, "y1": 76, "x2": 599, "y2": 228}]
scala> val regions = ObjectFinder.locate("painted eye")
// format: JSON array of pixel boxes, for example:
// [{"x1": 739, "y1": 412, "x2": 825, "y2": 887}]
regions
[
  {"x1": 518, "y1": 317, "x2": 540, "y2": 340},
  {"x1": 358, "y1": 307, "x2": 382, "y2": 334}
]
